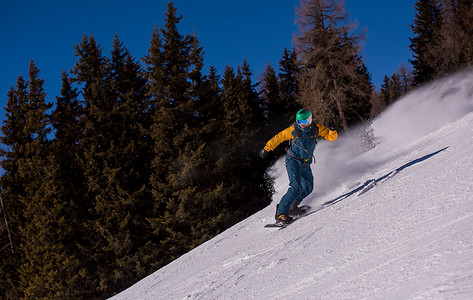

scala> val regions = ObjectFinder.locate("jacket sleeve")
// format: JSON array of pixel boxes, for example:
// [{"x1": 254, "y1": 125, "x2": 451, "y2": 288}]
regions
[
  {"x1": 317, "y1": 124, "x2": 338, "y2": 141},
  {"x1": 264, "y1": 125, "x2": 294, "y2": 152}
]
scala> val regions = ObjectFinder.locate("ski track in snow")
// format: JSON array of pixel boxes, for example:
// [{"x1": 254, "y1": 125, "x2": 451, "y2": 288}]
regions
[{"x1": 111, "y1": 70, "x2": 473, "y2": 300}]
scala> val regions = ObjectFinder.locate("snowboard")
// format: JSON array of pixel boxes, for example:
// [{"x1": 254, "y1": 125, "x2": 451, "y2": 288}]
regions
[{"x1": 264, "y1": 205, "x2": 312, "y2": 229}]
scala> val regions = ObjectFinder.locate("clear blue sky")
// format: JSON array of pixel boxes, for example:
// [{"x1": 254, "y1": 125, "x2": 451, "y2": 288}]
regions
[{"x1": 0, "y1": 0, "x2": 416, "y2": 124}]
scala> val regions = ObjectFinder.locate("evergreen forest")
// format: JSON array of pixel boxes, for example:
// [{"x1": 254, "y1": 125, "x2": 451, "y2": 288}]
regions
[{"x1": 1, "y1": 0, "x2": 472, "y2": 298}]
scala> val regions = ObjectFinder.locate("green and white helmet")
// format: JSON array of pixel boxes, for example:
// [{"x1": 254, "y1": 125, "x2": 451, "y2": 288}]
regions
[{"x1": 296, "y1": 108, "x2": 312, "y2": 126}]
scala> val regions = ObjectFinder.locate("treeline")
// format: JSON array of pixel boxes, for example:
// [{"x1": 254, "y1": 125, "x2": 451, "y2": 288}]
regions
[
  {"x1": 0, "y1": 3, "x2": 299, "y2": 299},
  {"x1": 374, "y1": 0, "x2": 473, "y2": 113},
  {"x1": 1, "y1": 0, "x2": 472, "y2": 299}
]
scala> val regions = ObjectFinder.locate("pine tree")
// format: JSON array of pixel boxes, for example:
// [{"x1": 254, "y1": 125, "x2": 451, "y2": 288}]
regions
[
  {"x1": 260, "y1": 63, "x2": 280, "y2": 118},
  {"x1": 220, "y1": 61, "x2": 261, "y2": 141},
  {"x1": 428, "y1": 0, "x2": 473, "y2": 77},
  {"x1": 0, "y1": 61, "x2": 82, "y2": 298},
  {"x1": 69, "y1": 35, "x2": 114, "y2": 296},
  {"x1": 70, "y1": 34, "x2": 143, "y2": 296},
  {"x1": 344, "y1": 63, "x2": 373, "y2": 124},
  {"x1": 0, "y1": 77, "x2": 29, "y2": 299},
  {"x1": 197, "y1": 66, "x2": 222, "y2": 127},
  {"x1": 409, "y1": 0, "x2": 443, "y2": 86},
  {"x1": 379, "y1": 64, "x2": 414, "y2": 108},
  {"x1": 390, "y1": 74, "x2": 403, "y2": 103},
  {"x1": 380, "y1": 74, "x2": 403, "y2": 107},
  {"x1": 454, "y1": 0, "x2": 473, "y2": 66},
  {"x1": 240, "y1": 59, "x2": 264, "y2": 125},
  {"x1": 144, "y1": 1, "x2": 210, "y2": 267},
  {"x1": 278, "y1": 47, "x2": 301, "y2": 119},
  {"x1": 51, "y1": 71, "x2": 83, "y2": 224},
  {"x1": 69, "y1": 34, "x2": 155, "y2": 296},
  {"x1": 101, "y1": 34, "x2": 154, "y2": 293},
  {"x1": 295, "y1": 0, "x2": 372, "y2": 130},
  {"x1": 397, "y1": 62, "x2": 414, "y2": 94},
  {"x1": 380, "y1": 75, "x2": 392, "y2": 107},
  {"x1": 144, "y1": 1, "x2": 199, "y2": 180},
  {"x1": 49, "y1": 71, "x2": 92, "y2": 297}
]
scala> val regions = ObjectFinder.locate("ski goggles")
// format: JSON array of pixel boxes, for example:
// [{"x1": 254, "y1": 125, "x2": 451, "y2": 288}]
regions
[{"x1": 297, "y1": 118, "x2": 310, "y2": 126}]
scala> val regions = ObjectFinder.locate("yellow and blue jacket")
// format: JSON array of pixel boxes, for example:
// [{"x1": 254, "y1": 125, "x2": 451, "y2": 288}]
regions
[{"x1": 264, "y1": 122, "x2": 338, "y2": 164}]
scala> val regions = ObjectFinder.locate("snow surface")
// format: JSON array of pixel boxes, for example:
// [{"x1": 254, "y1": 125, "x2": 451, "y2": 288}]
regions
[{"x1": 111, "y1": 69, "x2": 473, "y2": 300}]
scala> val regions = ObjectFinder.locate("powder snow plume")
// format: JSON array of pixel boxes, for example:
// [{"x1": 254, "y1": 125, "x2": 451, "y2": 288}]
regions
[{"x1": 302, "y1": 68, "x2": 473, "y2": 206}]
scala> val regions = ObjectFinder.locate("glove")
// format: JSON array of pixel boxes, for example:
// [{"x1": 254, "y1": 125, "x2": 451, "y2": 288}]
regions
[
  {"x1": 259, "y1": 148, "x2": 269, "y2": 159},
  {"x1": 328, "y1": 121, "x2": 337, "y2": 131}
]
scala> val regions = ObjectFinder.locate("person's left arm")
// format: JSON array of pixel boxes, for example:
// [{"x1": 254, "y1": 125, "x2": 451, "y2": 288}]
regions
[{"x1": 317, "y1": 123, "x2": 338, "y2": 141}]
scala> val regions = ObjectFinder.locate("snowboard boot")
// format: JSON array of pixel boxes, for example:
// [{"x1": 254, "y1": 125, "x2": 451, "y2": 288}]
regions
[
  {"x1": 275, "y1": 213, "x2": 294, "y2": 225},
  {"x1": 275, "y1": 204, "x2": 293, "y2": 225},
  {"x1": 289, "y1": 201, "x2": 307, "y2": 216}
]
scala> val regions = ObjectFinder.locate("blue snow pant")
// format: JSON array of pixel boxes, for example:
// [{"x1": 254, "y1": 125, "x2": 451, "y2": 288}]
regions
[{"x1": 277, "y1": 156, "x2": 314, "y2": 215}]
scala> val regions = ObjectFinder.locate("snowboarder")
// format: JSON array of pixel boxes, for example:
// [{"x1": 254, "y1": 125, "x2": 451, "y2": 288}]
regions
[{"x1": 259, "y1": 108, "x2": 338, "y2": 225}]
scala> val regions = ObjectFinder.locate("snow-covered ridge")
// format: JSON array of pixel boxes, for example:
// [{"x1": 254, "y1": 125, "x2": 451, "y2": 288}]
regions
[{"x1": 111, "y1": 70, "x2": 473, "y2": 300}]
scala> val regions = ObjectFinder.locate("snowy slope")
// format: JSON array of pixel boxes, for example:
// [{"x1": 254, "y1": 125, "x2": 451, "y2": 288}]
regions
[{"x1": 111, "y1": 70, "x2": 473, "y2": 300}]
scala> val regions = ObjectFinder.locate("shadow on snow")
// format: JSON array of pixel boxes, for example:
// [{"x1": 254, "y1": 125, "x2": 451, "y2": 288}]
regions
[{"x1": 320, "y1": 146, "x2": 449, "y2": 209}]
